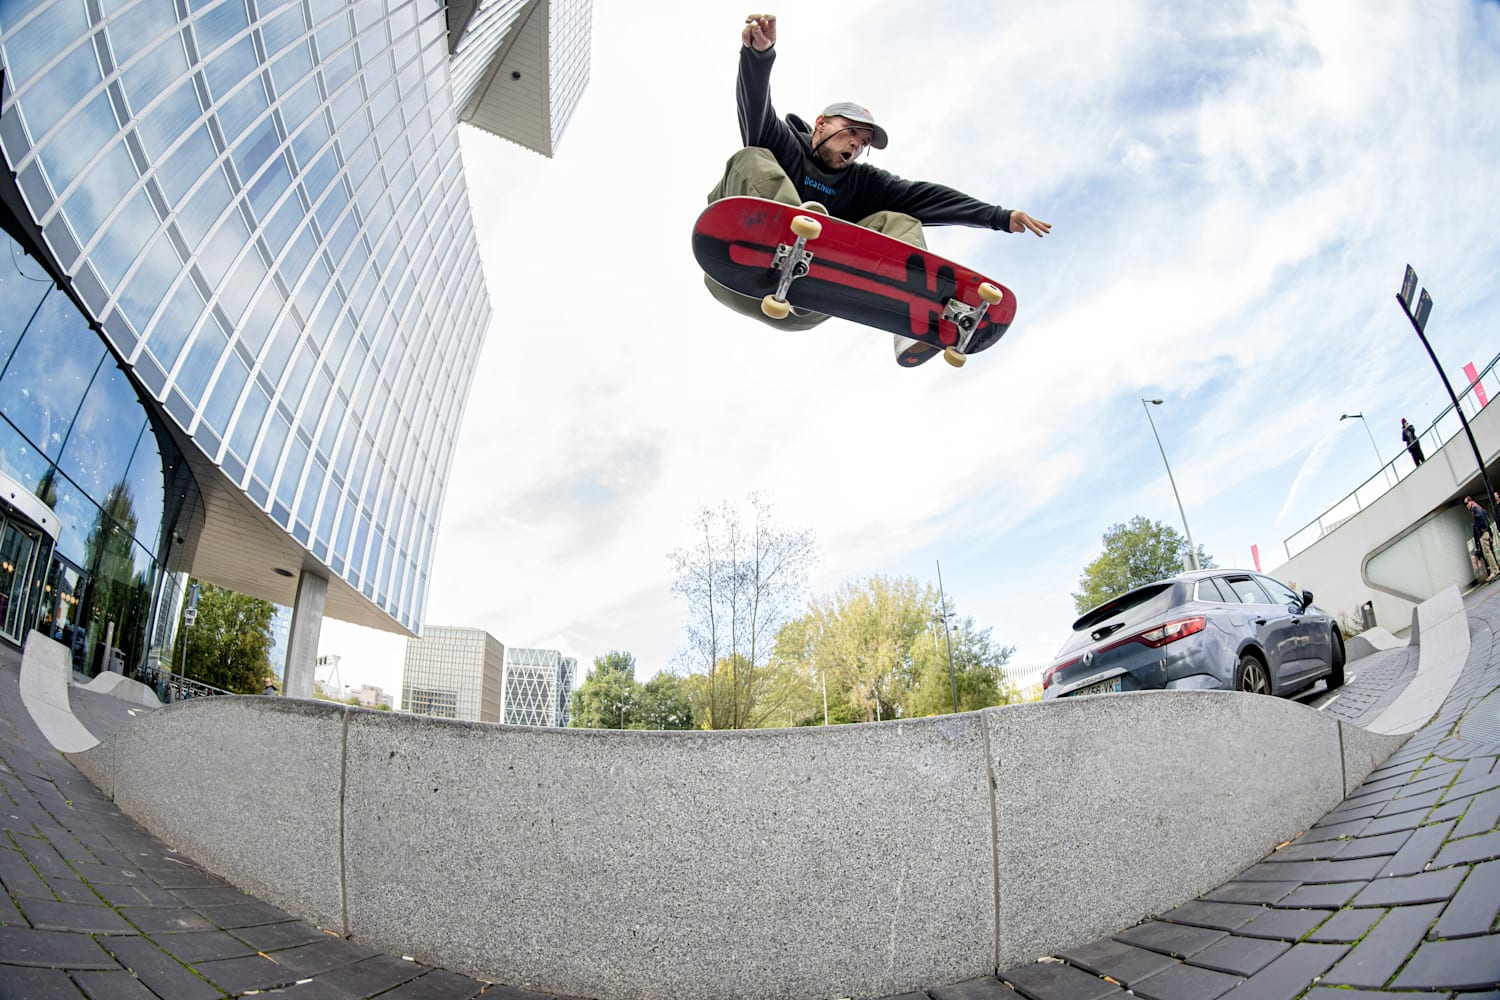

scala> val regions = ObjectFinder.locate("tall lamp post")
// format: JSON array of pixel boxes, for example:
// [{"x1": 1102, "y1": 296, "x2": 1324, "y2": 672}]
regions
[
  {"x1": 935, "y1": 560, "x2": 958, "y2": 714},
  {"x1": 1396, "y1": 266, "x2": 1498, "y2": 531},
  {"x1": 1339, "y1": 412, "x2": 1394, "y2": 487},
  {"x1": 1141, "y1": 399, "x2": 1200, "y2": 571}
]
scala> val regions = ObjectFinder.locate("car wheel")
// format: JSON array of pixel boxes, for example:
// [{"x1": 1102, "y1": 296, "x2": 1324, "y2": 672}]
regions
[
  {"x1": 1234, "y1": 653, "x2": 1270, "y2": 695},
  {"x1": 1326, "y1": 630, "x2": 1346, "y2": 690}
]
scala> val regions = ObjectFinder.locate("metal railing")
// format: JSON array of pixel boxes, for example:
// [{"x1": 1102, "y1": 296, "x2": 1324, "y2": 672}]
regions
[
  {"x1": 133, "y1": 663, "x2": 234, "y2": 703},
  {"x1": 1283, "y1": 352, "x2": 1500, "y2": 560}
]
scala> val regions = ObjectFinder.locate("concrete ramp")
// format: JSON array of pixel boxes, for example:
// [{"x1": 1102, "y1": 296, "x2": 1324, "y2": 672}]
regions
[
  {"x1": 77, "y1": 670, "x2": 163, "y2": 708},
  {"x1": 19, "y1": 631, "x2": 99, "y2": 754},
  {"x1": 1345, "y1": 625, "x2": 1407, "y2": 660},
  {"x1": 1367, "y1": 584, "x2": 1469, "y2": 735}
]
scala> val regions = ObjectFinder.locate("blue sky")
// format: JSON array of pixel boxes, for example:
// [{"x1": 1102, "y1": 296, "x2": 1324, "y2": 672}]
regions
[{"x1": 319, "y1": 0, "x2": 1500, "y2": 696}]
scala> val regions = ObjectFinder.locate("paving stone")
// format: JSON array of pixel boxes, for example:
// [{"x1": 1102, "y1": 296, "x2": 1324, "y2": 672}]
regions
[
  {"x1": 1299, "y1": 817, "x2": 1371, "y2": 843},
  {"x1": 310, "y1": 954, "x2": 427, "y2": 997},
  {"x1": 1323, "y1": 901, "x2": 1445, "y2": 988},
  {"x1": 1305, "y1": 906, "x2": 1383, "y2": 942},
  {"x1": 73, "y1": 968, "x2": 161, "y2": 999},
  {"x1": 1056, "y1": 937, "x2": 1178, "y2": 987},
  {"x1": 45, "y1": 874, "x2": 101, "y2": 906},
  {"x1": 120, "y1": 905, "x2": 215, "y2": 933},
  {"x1": 1433, "y1": 860, "x2": 1500, "y2": 938},
  {"x1": 230, "y1": 919, "x2": 330, "y2": 951},
  {"x1": 1215, "y1": 942, "x2": 1350, "y2": 1000},
  {"x1": 1184, "y1": 936, "x2": 1289, "y2": 976},
  {"x1": 1307, "y1": 855, "x2": 1391, "y2": 882},
  {"x1": 1300, "y1": 989, "x2": 1445, "y2": 999},
  {"x1": 195, "y1": 953, "x2": 302, "y2": 992},
  {"x1": 261, "y1": 935, "x2": 378, "y2": 975},
  {"x1": 1274, "y1": 881, "x2": 1364, "y2": 909},
  {"x1": 1336, "y1": 829, "x2": 1414, "y2": 859},
  {"x1": 1351, "y1": 867, "x2": 1467, "y2": 906},
  {"x1": 0, "y1": 887, "x2": 25, "y2": 926},
  {"x1": 1259, "y1": 840, "x2": 1343, "y2": 863},
  {"x1": 1436, "y1": 829, "x2": 1500, "y2": 866},
  {"x1": 16, "y1": 897, "x2": 135, "y2": 934},
  {"x1": 153, "y1": 929, "x2": 262, "y2": 963},
  {"x1": 1378, "y1": 787, "x2": 1446, "y2": 818},
  {"x1": 1203, "y1": 881, "x2": 1301, "y2": 905},
  {"x1": 1378, "y1": 818, "x2": 1457, "y2": 876},
  {"x1": 1454, "y1": 789, "x2": 1500, "y2": 838},
  {"x1": 1431, "y1": 795, "x2": 1473, "y2": 823},
  {"x1": 1443, "y1": 763, "x2": 1500, "y2": 803},
  {"x1": 0, "y1": 843, "x2": 51, "y2": 898},
  {"x1": 1358, "y1": 809, "x2": 1430, "y2": 836},
  {"x1": 197, "y1": 900, "x2": 294, "y2": 929},
  {"x1": 1236, "y1": 861, "x2": 1325, "y2": 883},
  {"x1": 1160, "y1": 900, "x2": 1264, "y2": 931},
  {"x1": 0, "y1": 925, "x2": 118, "y2": 968},
  {"x1": 1390, "y1": 934, "x2": 1500, "y2": 991},
  {"x1": 1114, "y1": 920, "x2": 1228, "y2": 958},
  {"x1": 997, "y1": 961, "x2": 1124, "y2": 1000},
  {"x1": 374, "y1": 968, "x2": 489, "y2": 999},
  {"x1": 0, "y1": 964, "x2": 83, "y2": 999},
  {"x1": 1235, "y1": 907, "x2": 1329, "y2": 942},
  {"x1": 170, "y1": 886, "x2": 257, "y2": 908},
  {"x1": 103, "y1": 934, "x2": 225, "y2": 999},
  {"x1": 1130, "y1": 961, "x2": 1242, "y2": 1000}
]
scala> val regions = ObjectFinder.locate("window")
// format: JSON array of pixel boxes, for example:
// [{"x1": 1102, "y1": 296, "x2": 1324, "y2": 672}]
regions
[
  {"x1": 1257, "y1": 577, "x2": 1303, "y2": 608},
  {"x1": 1224, "y1": 576, "x2": 1271, "y2": 605}
]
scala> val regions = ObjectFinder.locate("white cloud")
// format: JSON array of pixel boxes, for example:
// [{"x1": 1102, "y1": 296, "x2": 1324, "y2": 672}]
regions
[{"x1": 321, "y1": 0, "x2": 1500, "y2": 691}]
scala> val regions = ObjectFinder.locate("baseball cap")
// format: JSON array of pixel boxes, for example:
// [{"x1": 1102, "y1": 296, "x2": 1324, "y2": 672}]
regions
[{"x1": 820, "y1": 102, "x2": 888, "y2": 148}]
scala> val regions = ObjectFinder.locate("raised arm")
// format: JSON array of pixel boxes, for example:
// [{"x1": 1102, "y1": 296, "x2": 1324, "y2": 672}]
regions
[{"x1": 742, "y1": 13, "x2": 776, "y2": 51}]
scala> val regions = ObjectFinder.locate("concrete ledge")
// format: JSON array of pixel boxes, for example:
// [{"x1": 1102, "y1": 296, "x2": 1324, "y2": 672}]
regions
[
  {"x1": 1346, "y1": 626, "x2": 1407, "y2": 660},
  {"x1": 1339, "y1": 721, "x2": 1409, "y2": 797},
  {"x1": 1368, "y1": 585, "x2": 1468, "y2": 735},
  {"x1": 18, "y1": 631, "x2": 99, "y2": 754},
  {"x1": 79, "y1": 681, "x2": 1401, "y2": 999},
  {"x1": 77, "y1": 670, "x2": 162, "y2": 707}
]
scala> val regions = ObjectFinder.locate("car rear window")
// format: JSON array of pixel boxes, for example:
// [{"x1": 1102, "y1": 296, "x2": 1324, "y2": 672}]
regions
[{"x1": 1058, "y1": 583, "x2": 1178, "y2": 654}]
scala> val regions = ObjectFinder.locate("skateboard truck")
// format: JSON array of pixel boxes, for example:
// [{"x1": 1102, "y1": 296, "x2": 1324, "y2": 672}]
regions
[
  {"x1": 937, "y1": 282, "x2": 1006, "y2": 367},
  {"x1": 760, "y1": 215, "x2": 823, "y2": 319}
]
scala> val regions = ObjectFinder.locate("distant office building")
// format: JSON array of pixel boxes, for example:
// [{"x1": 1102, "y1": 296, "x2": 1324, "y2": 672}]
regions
[
  {"x1": 402, "y1": 624, "x2": 502, "y2": 722},
  {"x1": 500, "y1": 646, "x2": 575, "y2": 727},
  {"x1": 0, "y1": 1, "x2": 592, "y2": 690},
  {"x1": 357, "y1": 683, "x2": 392, "y2": 710}
]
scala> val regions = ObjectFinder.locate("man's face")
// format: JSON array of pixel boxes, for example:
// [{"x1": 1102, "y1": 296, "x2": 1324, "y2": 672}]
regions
[{"x1": 811, "y1": 115, "x2": 874, "y2": 170}]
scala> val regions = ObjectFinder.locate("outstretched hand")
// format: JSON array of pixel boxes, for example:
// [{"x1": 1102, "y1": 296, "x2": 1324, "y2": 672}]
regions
[
  {"x1": 742, "y1": 13, "x2": 776, "y2": 51},
  {"x1": 1009, "y1": 210, "x2": 1051, "y2": 237}
]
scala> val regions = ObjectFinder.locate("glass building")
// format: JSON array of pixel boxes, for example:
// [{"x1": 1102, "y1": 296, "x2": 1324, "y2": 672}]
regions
[
  {"x1": 401, "y1": 623, "x2": 500, "y2": 722},
  {"x1": 0, "y1": 0, "x2": 591, "y2": 682},
  {"x1": 500, "y1": 645, "x2": 573, "y2": 727}
]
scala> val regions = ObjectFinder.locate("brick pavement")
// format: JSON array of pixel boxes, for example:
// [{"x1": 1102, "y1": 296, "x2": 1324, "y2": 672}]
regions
[{"x1": 2, "y1": 585, "x2": 1498, "y2": 999}]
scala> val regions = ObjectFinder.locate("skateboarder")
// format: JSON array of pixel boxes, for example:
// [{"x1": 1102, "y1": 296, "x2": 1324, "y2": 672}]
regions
[{"x1": 705, "y1": 13, "x2": 1051, "y2": 350}]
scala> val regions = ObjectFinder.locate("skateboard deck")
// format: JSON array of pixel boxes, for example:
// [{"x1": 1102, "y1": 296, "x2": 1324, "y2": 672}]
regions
[{"x1": 692, "y1": 196, "x2": 1017, "y2": 367}]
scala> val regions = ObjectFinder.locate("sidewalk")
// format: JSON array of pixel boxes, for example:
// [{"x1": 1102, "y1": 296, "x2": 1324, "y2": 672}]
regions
[{"x1": 1, "y1": 585, "x2": 1497, "y2": 999}]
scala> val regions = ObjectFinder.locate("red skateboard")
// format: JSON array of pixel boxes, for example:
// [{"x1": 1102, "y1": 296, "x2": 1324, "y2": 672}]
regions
[{"x1": 692, "y1": 196, "x2": 1017, "y2": 367}]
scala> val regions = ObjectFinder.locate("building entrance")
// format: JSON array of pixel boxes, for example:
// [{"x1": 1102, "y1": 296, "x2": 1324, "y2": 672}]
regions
[{"x1": 0, "y1": 518, "x2": 42, "y2": 645}]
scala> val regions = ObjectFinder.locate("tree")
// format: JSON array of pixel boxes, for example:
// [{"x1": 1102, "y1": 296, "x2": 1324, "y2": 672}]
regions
[
  {"x1": 669, "y1": 494, "x2": 815, "y2": 729},
  {"x1": 570, "y1": 651, "x2": 641, "y2": 729},
  {"x1": 1073, "y1": 515, "x2": 1216, "y2": 614},
  {"x1": 175, "y1": 581, "x2": 274, "y2": 694},
  {"x1": 635, "y1": 672, "x2": 695, "y2": 730},
  {"x1": 773, "y1": 575, "x2": 1020, "y2": 724}
]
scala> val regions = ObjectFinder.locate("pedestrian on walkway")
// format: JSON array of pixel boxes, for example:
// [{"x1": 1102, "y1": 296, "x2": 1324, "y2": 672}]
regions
[
  {"x1": 262, "y1": 677, "x2": 278, "y2": 696},
  {"x1": 1401, "y1": 418, "x2": 1424, "y2": 467},
  {"x1": 1464, "y1": 496, "x2": 1499, "y2": 582}
]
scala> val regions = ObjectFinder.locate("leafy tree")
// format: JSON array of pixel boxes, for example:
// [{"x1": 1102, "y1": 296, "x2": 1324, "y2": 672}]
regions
[
  {"x1": 1073, "y1": 515, "x2": 1216, "y2": 615},
  {"x1": 571, "y1": 651, "x2": 641, "y2": 729},
  {"x1": 84, "y1": 481, "x2": 152, "y2": 671},
  {"x1": 773, "y1": 575, "x2": 1019, "y2": 724},
  {"x1": 174, "y1": 581, "x2": 275, "y2": 694},
  {"x1": 669, "y1": 494, "x2": 815, "y2": 729},
  {"x1": 635, "y1": 672, "x2": 695, "y2": 730}
]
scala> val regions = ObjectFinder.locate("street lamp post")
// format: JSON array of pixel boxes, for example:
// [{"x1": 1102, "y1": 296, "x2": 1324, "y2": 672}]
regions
[
  {"x1": 1339, "y1": 412, "x2": 1394, "y2": 487},
  {"x1": 935, "y1": 560, "x2": 958, "y2": 714},
  {"x1": 1396, "y1": 266, "x2": 1499, "y2": 533},
  {"x1": 1141, "y1": 399, "x2": 1200, "y2": 571}
]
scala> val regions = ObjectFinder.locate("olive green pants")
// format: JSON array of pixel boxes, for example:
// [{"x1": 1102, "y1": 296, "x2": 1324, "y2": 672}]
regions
[{"x1": 704, "y1": 148, "x2": 926, "y2": 330}]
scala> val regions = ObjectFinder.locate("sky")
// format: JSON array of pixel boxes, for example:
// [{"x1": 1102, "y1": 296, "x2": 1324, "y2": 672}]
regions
[{"x1": 316, "y1": 0, "x2": 1500, "y2": 700}]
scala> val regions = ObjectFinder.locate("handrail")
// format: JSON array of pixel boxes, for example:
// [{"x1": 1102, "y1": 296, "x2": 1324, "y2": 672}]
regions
[{"x1": 1284, "y1": 351, "x2": 1500, "y2": 560}]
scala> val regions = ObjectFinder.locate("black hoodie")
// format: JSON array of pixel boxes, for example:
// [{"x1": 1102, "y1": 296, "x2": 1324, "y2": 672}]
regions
[{"x1": 735, "y1": 45, "x2": 1013, "y2": 231}]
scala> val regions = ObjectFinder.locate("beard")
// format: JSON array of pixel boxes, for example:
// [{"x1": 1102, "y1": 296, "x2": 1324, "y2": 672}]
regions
[{"x1": 812, "y1": 138, "x2": 858, "y2": 171}]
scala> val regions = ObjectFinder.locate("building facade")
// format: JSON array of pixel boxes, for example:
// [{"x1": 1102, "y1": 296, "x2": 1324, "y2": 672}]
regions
[
  {"x1": 401, "y1": 623, "x2": 501, "y2": 722},
  {"x1": 500, "y1": 645, "x2": 574, "y2": 727},
  {"x1": 0, "y1": 0, "x2": 591, "y2": 685}
]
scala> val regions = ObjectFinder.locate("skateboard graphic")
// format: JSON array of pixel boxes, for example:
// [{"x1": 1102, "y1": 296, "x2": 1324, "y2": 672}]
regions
[{"x1": 692, "y1": 196, "x2": 1017, "y2": 367}]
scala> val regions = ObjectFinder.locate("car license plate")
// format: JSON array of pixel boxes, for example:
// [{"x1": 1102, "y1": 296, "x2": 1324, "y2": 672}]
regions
[{"x1": 1072, "y1": 676, "x2": 1122, "y2": 697}]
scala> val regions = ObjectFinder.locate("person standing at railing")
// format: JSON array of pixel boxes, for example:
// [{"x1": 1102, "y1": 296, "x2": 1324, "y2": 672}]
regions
[
  {"x1": 1465, "y1": 496, "x2": 1499, "y2": 582},
  {"x1": 263, "y1": 677, "x2": 278, "y2": 696},
  {"x1": 1401, "y1": 418, "x2": 1425, "y2": 467}
]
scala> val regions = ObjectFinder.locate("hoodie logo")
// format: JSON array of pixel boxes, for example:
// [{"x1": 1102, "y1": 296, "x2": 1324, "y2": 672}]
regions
[{"x1": 803, "y1": 176, "x2": 837, "y2": 197}]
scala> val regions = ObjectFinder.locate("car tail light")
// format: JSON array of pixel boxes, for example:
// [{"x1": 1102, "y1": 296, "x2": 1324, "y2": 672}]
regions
[
  {"x1": 1133, "y1": 616, "x2": 1207, "y2": 648},
  {"x1": 1042, "y1": 658, "x2": 1076, "y2": 690}
]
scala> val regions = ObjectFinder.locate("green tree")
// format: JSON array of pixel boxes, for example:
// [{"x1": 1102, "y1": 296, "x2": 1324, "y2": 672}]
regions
[
  {"x1": 635, "y1": 672, "x2": 695, "y2": 729},
  {"x1": 669, "y1": 494, "x2": 815, "y2": 729},
  {"x1": 175, "y1": 581, "x2": 275, "y2": 694},
  {"x1": 1073, "y1": 515, "x2": 1216, "y2": 614},
  {"x1": 570, "y1": 651, "x2": 641, "y2": 729},
  {"x1": 773, "y1": 575, "x2": 1019, "y2": 724}
]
